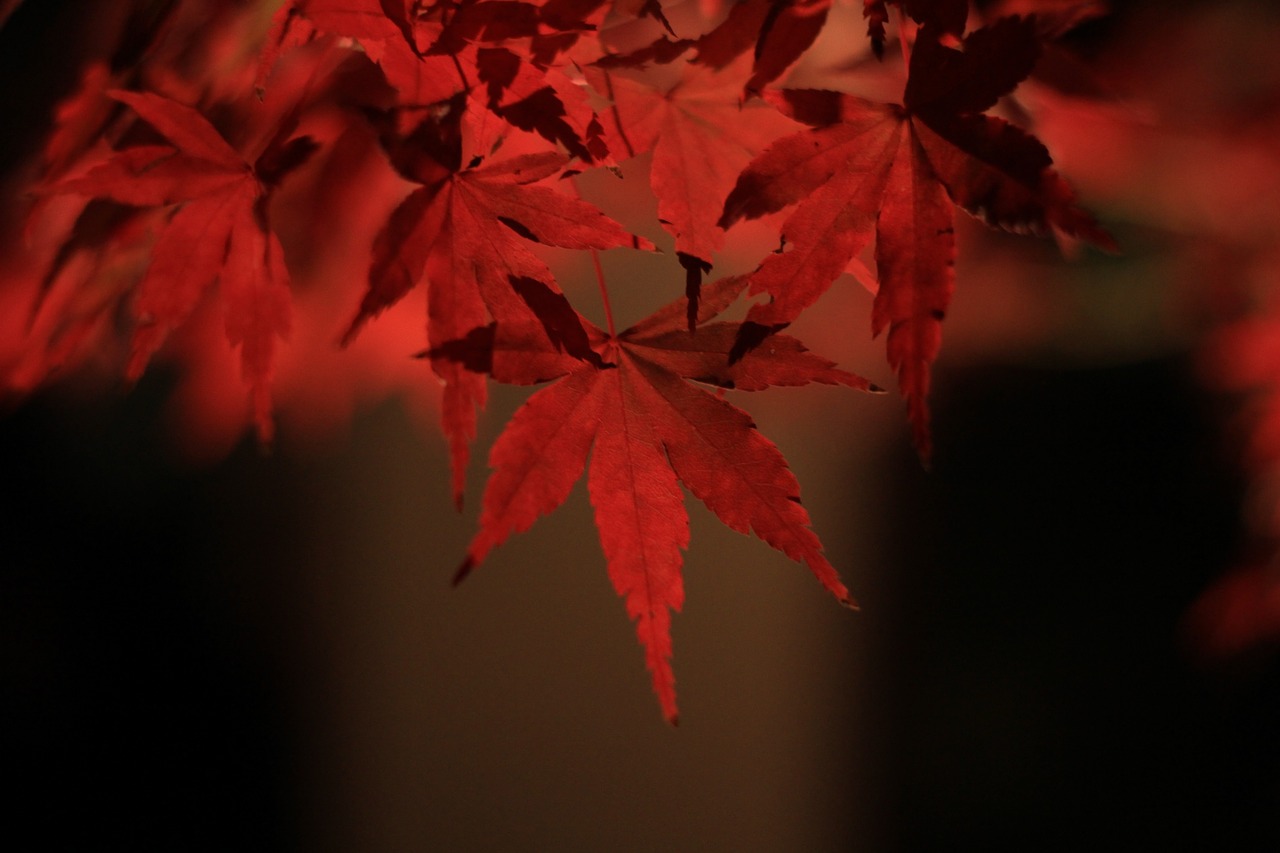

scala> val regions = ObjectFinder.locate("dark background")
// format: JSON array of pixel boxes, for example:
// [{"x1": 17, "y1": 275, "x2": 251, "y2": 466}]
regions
[{"x1": 5, "y1": 354, "x2": 1279, "y2": 851}]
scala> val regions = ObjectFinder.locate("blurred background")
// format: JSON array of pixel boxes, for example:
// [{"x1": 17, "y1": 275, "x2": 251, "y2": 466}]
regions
[{"x1": 3, "y1": 1, "x2": 1280, "y2": 850}]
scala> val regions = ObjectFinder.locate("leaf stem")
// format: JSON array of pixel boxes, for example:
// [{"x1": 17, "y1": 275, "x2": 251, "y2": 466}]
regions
[
  {"x1": 450, "y1": 53, "x2": 471, "y2": 92},
  {"x1": 591, "y1": 249, "x2": 617, "y2": 337},
  {"x1": 601, "y1": 72, "x2": 637, "y2": 159}
]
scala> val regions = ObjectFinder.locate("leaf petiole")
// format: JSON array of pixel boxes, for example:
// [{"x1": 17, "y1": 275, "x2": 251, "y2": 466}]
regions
[{"x1": 590, "y1": 248, "x2": 617, "y2": 338}]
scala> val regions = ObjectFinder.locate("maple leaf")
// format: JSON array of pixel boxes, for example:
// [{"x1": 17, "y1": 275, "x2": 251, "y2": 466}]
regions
[
  {"x1": 343, "y1": 97, "x2": 650, "y2": 506},
  {"x1": 55, "y1": 89, "x2": 312, "y2": 442},
  {"x1": 719, "y1": 14, "x2": 1114, "y2": 461},
  {"x1": 587, "y1": 58, "x2": 802, "y2": 325},
  {"x1": 432, "y1": 274, "x2": 876, "y2": 723}
]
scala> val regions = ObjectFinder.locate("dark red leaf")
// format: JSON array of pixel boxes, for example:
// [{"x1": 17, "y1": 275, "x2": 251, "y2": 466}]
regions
[
  {"x1": 440, "y1": 278, "x2": 868, "y2": 721},
  {"x1": 719, "y1": 15, "x2": 1112, "y2": 460}
]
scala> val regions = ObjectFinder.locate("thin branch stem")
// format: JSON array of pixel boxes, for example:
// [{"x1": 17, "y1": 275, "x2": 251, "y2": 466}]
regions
[
  {"x1": 590, "y1": 249, "x2": 617, "y2": 337},
  {"x1": 450, "y1": 52, "x2": 470, "y2": 92},
  {"x1": 601, "y1": 71, "x2": 636, "y2": 160}
]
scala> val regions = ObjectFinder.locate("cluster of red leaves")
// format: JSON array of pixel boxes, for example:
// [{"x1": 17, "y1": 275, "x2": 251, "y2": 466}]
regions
[{"x1": 1, "y1": 0, "x2": 1110, "y2": 721}]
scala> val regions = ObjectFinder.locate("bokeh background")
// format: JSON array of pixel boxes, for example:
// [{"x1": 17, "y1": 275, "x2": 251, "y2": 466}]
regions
[{"x1": 3, "y1": 1, "x2": 1280, "y2": 850}]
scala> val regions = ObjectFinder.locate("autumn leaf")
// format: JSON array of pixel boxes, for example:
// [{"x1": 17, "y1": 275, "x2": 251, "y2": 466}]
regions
[
  {"x1": 587, "y1": 57, "x2": 802, "y2": 320},
  {"x1": 719, "y1": 14, "x2": 1113, "y2": 461},
  {"x1": 343, "y1": 97, "x2": 651, "y2": 506},
  {"x1": 56, "y1": 89, "x2": 311, "y2": 442},
  {"x1": 433, "y1": 275, "x2": 875, "y2": 723}
]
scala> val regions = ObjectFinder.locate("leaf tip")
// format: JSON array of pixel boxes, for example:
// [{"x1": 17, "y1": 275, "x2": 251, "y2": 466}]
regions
[
  {"x1": 452, "y1": 556, "x2": 476, "y2": 586},
  {"x1": 338, "y1": 314, "x2": 366, "y2": 349}
]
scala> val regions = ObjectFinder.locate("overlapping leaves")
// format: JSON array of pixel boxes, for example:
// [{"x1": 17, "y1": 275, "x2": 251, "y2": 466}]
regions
[
  {"x1": 720, "y1": 11, "x2": 1114, "y2": 460},
  {"x1": 5, "y1": 0, "x2": 1116, "y2": 722},
  {"x1": 341, "y1": 94, "x2": 650, "y2": 504}
]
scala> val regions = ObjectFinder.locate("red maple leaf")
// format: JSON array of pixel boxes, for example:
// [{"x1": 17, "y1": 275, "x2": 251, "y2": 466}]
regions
[
  {"x1": 342, "y1": 97, "x2": 650, "y2": 505},
  {"x1": 719, "y1": 14, "x2": 1114, "y2": 460},
  {"x1": 432, "y1": 274, "x2": 876, "y2": 722},
  {"x1": 588, "y1": 57, "x2": 802, "y2": 324},
  {"x1": 56, "y1": 89, "x2": 317, "y2": 442}
]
